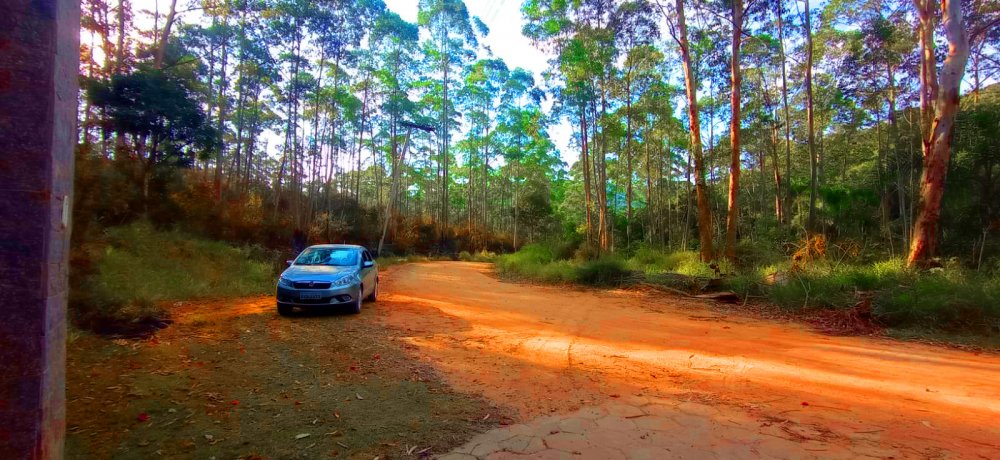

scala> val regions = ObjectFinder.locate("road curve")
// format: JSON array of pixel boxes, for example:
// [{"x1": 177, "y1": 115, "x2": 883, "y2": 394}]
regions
[{"x1": 376, "y1": 261, "x2": 1000, "y2": 459}]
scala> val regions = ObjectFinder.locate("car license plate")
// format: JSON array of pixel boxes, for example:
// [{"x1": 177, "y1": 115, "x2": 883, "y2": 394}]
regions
[{"x1": 299, "y1": 292, "x2": 322, "y2": 300}]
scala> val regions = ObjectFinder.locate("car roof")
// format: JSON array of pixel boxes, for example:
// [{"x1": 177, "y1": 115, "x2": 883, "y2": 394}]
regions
[{"x1": 306, "y1": 244, "x2": 366, "y2": 250}]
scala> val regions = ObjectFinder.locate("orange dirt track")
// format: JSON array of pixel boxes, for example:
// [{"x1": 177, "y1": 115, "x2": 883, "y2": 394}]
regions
[{"x1": 377, "y1": 262, "x2": 1000, "y2": 459}]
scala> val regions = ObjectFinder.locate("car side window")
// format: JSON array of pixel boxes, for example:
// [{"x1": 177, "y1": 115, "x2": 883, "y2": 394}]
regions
[{"x1": 362, "y1": 250, "x2": 372, "y2": 264}]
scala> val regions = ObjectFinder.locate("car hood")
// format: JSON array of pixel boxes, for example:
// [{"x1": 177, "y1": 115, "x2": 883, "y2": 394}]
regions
[{"x1": 281, "y1": 265, "x2": 358, "y2": 281}]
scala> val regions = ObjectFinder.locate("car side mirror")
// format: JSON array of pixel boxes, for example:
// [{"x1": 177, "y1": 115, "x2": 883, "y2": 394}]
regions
[
  {"x1": 363, "y1": 260, "x2": 374, "y2": 268},
  {"x1": 286, "y1": 260, "x2": 294, "y2": 266}
]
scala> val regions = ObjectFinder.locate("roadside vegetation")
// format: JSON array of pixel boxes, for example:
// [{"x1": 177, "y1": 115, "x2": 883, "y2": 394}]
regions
[
  {"x1": 71, "y1": 221, "x2": 278, "y2": 333},
  {"x1": 497, "y1": 240, "x2": 1000, "y2": 344}
]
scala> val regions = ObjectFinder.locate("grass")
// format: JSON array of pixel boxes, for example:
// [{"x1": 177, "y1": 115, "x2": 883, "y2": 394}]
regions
[
  {"x1": 496, "y1": 242, "x2": 1000, "y2": 344},
  {"x1": 375, "y1": 254, "x2": 451, "y2": 268},
  {"x1": 724, "y1": 259, "x2": 1000, "y2": 333},
  {"x1": 72, "y1": 221, "x2": 277, "y2": 329},
  {"x1": 495, "y1": 244, "x2": 631, "y2": 286}
]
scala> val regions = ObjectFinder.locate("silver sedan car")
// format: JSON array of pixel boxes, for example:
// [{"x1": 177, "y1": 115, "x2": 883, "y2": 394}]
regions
[{"x1": 276, "y1": 244, "x2": 378, "y2": 315}]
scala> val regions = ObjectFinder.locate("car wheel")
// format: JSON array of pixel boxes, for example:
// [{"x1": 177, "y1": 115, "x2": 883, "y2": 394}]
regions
[
  {"x1": 365, "y1": 278, "x2": 378, "y2": 302},
  {"x1": 277, "y1": 304, "x2": 293, "y2": 316},
  {"x1": 350, "y1": 289, "x2": 362, "y2": 314}
]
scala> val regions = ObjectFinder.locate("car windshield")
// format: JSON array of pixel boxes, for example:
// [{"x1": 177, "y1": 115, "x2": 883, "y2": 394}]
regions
[{"x1": 294, "y1": 247, "x2": 358, "y2": 266}]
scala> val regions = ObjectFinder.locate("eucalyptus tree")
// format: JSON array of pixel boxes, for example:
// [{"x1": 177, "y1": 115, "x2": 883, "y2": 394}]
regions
[
  {"x1": 460, "y1": 58, "x2": 509, "y2": 239},
  {"x1": 523, "y1": 0, "x2": 618, "y2": 252},
  {"x1": 307, "y1": 0, "x2": 379, "y2": 227},
  {"x1": 178, "y1": 14, "x2": 237, "y2": 196},
  {"x1": 228, "y1": 0, "x2": 279, "y2": 194},
  {"x1": 370, "y1": 11, "x2": 422, "y2": 245},
  {"x1": 267, "y1": 0, "x2": 317, "y2": 224},
  {"x1": 634, "y1": 74, "x2": 682, "y2": 247},
  {"x1": 742, "y1": 30, "x2": 785, "y2": 225},
  {"x1": 845, "y1": 1, "x2": 916, "y2": 243},
  {"x1": 804, "y1": 0, "x2": 819, "y2": 233},
  {"x1": 654, "y1": 0, "x2": 714, "y2": 261},
  {"x1": 908, "y1": 0, "x2": 971, "y2": 266},
  {"x1": 495, "y1": 68, "x2": 561, "y2": 248},
  {"x1": 610, "y1": 1, "x2": 659, "y2": 248},
  {"x1": 418, "y1": 0, "x2": 482, "y2": 237}
]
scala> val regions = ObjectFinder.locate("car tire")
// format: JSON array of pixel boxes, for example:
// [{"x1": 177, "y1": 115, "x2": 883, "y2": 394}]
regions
[
  {"x1": 350, "y1": 289, "x2": 362, "y2": 314},
  {"x1": 277, "y1": 304, "x2": 293, "y2": 316},
  {"x1": 365, "y1": 278, "x2": 378, "y2": 302}
]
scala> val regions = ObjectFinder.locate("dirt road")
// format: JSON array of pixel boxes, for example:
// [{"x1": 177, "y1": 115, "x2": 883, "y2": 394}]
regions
[{"x1": 378, "y1": 262, "x2": 1000, "y2": 459}]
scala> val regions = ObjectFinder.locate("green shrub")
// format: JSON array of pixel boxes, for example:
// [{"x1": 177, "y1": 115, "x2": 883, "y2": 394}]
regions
[
  {"x1": 497, "y1": 243, "x2": 633, "y2": 287},
  {"x1": 876, "y1": 272, "x2": 1000, "y2": 332},
  {"x1": 734, "y1": 240, "x2": 787, "y2": 268},
  {"x1": 458, "y1": 250, "x2": 497, "y2": 262},
  {"x1": 628, "y1": 246, "x2": 680, "y2": 273},
  {"x1": 72, "y1": 221, "x2": 276, "y2": 328},
  {"x1": 496, "y1": 244, "x2": 1000, "y2": 341},
  {"x1": 576, "y1": 257, "x2": 631, "y2": 286},
  {"x1": 723, "y1": 272, "x2": 764, "y2": 298},
  {"x1": 536, "y1": 260, "x2": 579, "y2": 283}
]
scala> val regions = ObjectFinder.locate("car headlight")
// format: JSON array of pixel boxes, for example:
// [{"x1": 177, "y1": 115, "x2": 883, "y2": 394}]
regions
[
  {"x1": 331, "y1": 274, "x2": 359, "y2": 287},
  {"x1": 278, "y1": 276, "x2": 293, "y2": 288}
]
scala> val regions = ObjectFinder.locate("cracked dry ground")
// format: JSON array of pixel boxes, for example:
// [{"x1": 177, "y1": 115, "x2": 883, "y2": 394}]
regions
[{"x1": 377, "y1": 262, "x2": 1000, "y2": 460}]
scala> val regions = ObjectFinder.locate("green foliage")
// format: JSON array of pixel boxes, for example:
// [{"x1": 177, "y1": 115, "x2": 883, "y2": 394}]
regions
[
  {"x1": 576, "y1": 257, "x2": 630, "y2": 286},
  {"x1": 722, "y1": 258, "x2": 1000, "y2": 335},
  {"x1": 72, "y1": 222, "x2": 276, "y2": 329},
  {"x1": 496, "y1": 243, "x2": 629, "y2": 287},
  {"x1": 876, "y1": 270, "x2": 1000, "y2": 332},
  {"x1": 501, "y1": 243, "x2": 1000, "y2": 339},
  {"x1": 457, "y1": 250, "x2": 497, "y2": 262},
  {"x1": 86, "y1": 68, "x2": 219, "y2": 162}
]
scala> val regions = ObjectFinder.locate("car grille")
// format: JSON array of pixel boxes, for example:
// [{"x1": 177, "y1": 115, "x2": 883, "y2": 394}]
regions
[{"x1": 293, "y1": 281, "x2": 332, "y2": 289}]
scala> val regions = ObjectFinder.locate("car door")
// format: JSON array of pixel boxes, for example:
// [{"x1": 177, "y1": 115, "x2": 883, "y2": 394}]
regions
[{"x1": 360, "y1": 249, "x2": 376, "y2": 294}]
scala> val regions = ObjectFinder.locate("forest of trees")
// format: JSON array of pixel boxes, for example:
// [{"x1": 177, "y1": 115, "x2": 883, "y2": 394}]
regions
[{"x1": 75, "y1": 0, "x2": 999, "y2": 268}]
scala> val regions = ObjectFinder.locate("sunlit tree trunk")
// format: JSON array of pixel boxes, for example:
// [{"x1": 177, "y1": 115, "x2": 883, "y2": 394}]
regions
[
  {"x1": 775, "y1": 0, "x2": 792, "y2": 224},
  {"x1": 674, "y1": 0, "x2": 713, "y2": 261},
  {"x1": 724, "y1": 0, "x2": 743, "y2": 260},
  {"x1": 580, "y1": 110, "x2": 594, "y2": 246},
  {"x1": 907, "y1": 0, "x2": 970, "y2": 267}
]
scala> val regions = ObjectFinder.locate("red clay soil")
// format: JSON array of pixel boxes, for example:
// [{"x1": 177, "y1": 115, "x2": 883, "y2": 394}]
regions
[{"x1": 376, "y1": 262, "x2": 1000, "y2": 458}]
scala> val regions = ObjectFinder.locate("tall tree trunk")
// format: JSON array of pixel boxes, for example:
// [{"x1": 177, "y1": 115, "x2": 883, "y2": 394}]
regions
[
  {"x1": 115, "y1": 0, "x2": 127, "y2": 73},
  {"x1": 805, "y1": 0, "x2": 819, "y2": 234},
  {"x1": 675, "y1": 0, "x2": 713, "y2": 261},
  {"x1": 580, "y1": 110, "x2": 594, "y2": 246},
  {"x1": 625, "y1": 77, "x2": 634, "y2": 248},
  {"x1": 644, "y1": 124, "x2": 653, "y2": 243},
  {"x1": 907, "y1": 0, "x2": 970, "y2": 267},
  {"x1": 215, "y1": 21, "x2": 230, "y2": 201},
  {"x1": 724, "y1": 0, "x2": 744, "y2": 260},
  {"x1": 597, "y1": 94, "x2": 610, "y2": 252},
  {"x1": 153, "y1": 0, "x2": 178, "y2": 68},
  {"x1": 379, "y1": 128, "x2": 414, "y2": 256},
  {"x1": 439, "y1": 27, "x2": 451, "y2": 242},
  {"x1": 776, "y1": 0, "x2": 792, "y2": 223}
]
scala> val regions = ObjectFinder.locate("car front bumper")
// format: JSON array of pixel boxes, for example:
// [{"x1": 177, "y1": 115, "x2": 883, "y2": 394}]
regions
[{"x1": 276, "y1": 284, "x2": 360, "y2": 307}]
